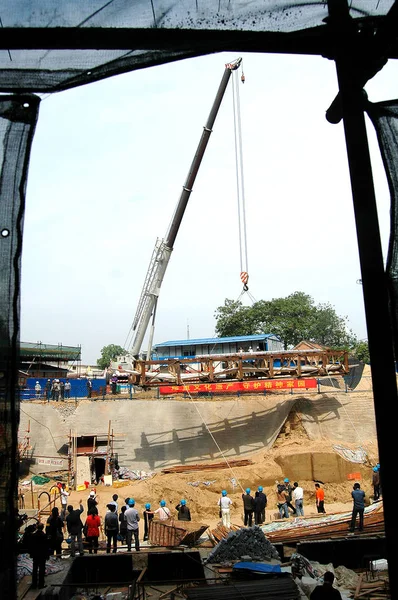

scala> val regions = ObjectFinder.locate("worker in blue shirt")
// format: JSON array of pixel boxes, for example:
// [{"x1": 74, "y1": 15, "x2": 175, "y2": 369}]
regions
[{"x1": 349, "y1": 483, "x2": 365, "y2": 532}]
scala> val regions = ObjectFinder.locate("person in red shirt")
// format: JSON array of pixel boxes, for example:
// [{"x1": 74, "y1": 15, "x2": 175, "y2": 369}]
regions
[
  {"x1": 84, "y1": 508, "x2": 102, "y2": 554},
  {"x1": 315, "y1": 483, "x2": 326, "y2": 514}
]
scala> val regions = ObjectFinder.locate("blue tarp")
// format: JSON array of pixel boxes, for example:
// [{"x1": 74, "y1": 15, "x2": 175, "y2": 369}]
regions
[{"x1": 233, "y1": 562, "x2": 281, "y2": 574}]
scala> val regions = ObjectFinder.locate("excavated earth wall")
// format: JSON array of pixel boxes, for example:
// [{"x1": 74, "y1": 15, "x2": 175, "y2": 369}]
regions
[{"x1": 19, "y1": 388, "x2": 377, "y2": 477}]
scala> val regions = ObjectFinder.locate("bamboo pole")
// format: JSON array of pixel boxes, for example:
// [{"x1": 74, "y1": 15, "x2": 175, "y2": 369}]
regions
[
  {"x1": 105, "y1": 420, "x2": 111, "y2": 474},
  {"x1": 73, "y1": 431, "x2": 77, "y2": 491}
]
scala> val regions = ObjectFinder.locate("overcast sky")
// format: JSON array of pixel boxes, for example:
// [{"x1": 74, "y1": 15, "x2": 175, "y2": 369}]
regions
[{"x1": 20, "y1": 51, "x2": 396, "y2": 364}]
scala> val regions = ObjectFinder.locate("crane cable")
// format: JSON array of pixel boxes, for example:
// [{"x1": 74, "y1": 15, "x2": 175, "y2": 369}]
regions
[
  {"x1": 232, "y1": 64, "x2": 250, "y2": 294},
  {"x1": 182, "y1": 384, "x2": 245, "y2": 493}
]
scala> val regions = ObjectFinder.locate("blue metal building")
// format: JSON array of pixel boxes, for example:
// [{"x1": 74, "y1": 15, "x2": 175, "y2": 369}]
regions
[{"x1": 152, "y1": 334, "x2": 283, "y2": 360}]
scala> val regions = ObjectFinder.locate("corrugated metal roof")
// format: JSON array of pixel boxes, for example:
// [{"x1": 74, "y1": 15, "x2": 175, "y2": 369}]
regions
[{"x1": 153, "y1": 334, "x2": 279, "y2": 348}]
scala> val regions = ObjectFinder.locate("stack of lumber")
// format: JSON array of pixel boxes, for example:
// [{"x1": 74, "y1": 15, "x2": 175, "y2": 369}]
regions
[
  {"x1": 263, "y1": 504, "x2": 384, "y2": 544},
  {"x1": 161, "y1": 459, "x2": 253, "y2": 474},
  {"x1": 350, "y1": 573, "x2": 389, "y2": 599},
  {"x1": 149, "y1": 519, "x2": 209, "y2": 547},
  {"x1": 208, "y1": 524, "x2": 241, "y2": 544}
]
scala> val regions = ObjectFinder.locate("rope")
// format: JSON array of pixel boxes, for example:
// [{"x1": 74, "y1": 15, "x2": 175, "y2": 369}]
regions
[
  {"x1": 236, "y1": 288, "x2": 257, "y2": 305},
  {"x1": 182, "y1": 384, "x2": 245, "y2": 493},
  {"x1": 232, "y1": 66, "x2": 250, "y2": 292}
]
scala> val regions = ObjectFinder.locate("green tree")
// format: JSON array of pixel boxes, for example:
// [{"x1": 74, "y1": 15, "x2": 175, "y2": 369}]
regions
[
  {"x1": 212, "y1": 299, "x2": 254, "y2": 337},
  {"x1": 214, "y1": 291, "x2": 356, "y2": 349},
  {"x1": 309, "y1": 303, "x2": 357, "y2": 348},
  {"x1": 352, "y1": 340, "x2": 370, "y2": 363},
  {"x1": 97, "y1": 344, "x2": 125, "y2": 370}
]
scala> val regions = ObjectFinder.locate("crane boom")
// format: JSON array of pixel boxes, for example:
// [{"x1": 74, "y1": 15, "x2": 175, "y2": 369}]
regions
[{"x1": 130, "y1": 57, "x2": 242, "y2": 358}]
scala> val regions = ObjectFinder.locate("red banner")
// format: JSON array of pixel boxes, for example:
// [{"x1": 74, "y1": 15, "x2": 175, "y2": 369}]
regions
[{"x1": 159, "y1": 378, "x2": 318, "y2": 395}]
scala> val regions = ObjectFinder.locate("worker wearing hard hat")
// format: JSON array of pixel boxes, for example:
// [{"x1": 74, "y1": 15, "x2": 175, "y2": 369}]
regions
[
  {"x1": 175, "y1": 499, "x2": 191, "y2": 521},
  {"x1": 241, "y1": 487, "x2": 255, "y2": 527},
  {"x1": 34, "y1": 381, "x2": 41, "y2": 399},
  {"x1": 154, "y1": 500, "x2": 171, "y2": 521},
  {"x1": 283, "y1": 478, "x2": 297, "y2": 516},
  {"x1": 218, "y1": 490, "x2": 233, "y2": 528},
  {"x1": 125, "y1": 498, "x2": 140, "y2": 552},
  {"x1": 142, "y1": 503, "x2": 154, "y2": 541},
  {"x1": 254, "y1": 485, "x2": 267, "y2": 524},
  {"x1": 372, "y1": 466, "x2": 381, "y2": 501}
]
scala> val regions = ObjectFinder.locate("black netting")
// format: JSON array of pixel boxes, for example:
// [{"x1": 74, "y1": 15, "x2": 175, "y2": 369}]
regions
[
  {"x1": 0, "y1": 95, "x2": 40, "y2": 597},
  {"x1": 0, "y1": 1, "x2": 392, "y2": 93},
  {"x1": 366, "y1": 100, "x2": 398, "y2": 361}
]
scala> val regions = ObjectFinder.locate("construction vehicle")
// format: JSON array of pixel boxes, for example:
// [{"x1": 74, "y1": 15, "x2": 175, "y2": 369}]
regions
[{"x1": 113, "y1": 58, "x2": 243, "y2": 373}]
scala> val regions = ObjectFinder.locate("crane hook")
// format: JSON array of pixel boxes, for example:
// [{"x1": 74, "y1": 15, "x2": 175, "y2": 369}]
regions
[
  {"x1": 240, "y1": 271, "x2": 249, "y2": 291},
  {"x1": 241, "y1": 71, "x2": 245, "y2": 84}
]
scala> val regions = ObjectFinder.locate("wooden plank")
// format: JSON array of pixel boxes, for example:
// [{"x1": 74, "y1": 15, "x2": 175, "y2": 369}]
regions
[
  {"x1": 17, "y1": 576, "x2": 32, "y2": 600},
  {"x1": 356, "y1": 587, "x2": 385, "y2": 598},
  {"x1": 217, "y1": 568, "x2": 233, "y2": 573},
  {"x1": 137, "y1": 567, "x2": 148, "y2": 583},
  {"x1": 354, "y1": 573, "x2": 364, "y2": 599},
  {"x1": 159, "y1": 585, "x2": 179, "y2": 599}
]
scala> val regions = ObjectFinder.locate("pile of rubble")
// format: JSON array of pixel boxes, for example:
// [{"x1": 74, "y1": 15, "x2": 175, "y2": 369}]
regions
[{"x1": 205, "y1": 526, "x2": 280, "y2": 564}]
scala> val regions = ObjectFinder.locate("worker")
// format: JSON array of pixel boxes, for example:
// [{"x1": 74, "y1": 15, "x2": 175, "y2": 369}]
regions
[
  {"x1": 253, "y1": 486, "x2": 267, "y2": 524},
  {"x1": 310, "y1": 571, "x2": 342, "y2": 599},
  {"x1": 315, "y1": 483, "x2": 326, "y2": 514},
  {"x1": 125, "y1": 498, "x2": 140, "y2": 552},
  {"x1": 276, "y1": 482, "x2": 289, "y2": 519},
  {"x1": 118, "y1": 505, "x2": 128, "y2": 544},
  {"x1": 372, "y1": 466, "x2": 380, "y2": 501},
  {"x1": 154, "y1": 500, "x2": 171, "y2": 521},
  {"x1": 283, "y1": 478, "x2": 296, "y2": 515},
  {"x1": 349, "y1": 483, "x2": 365, "y2": 533},
  {"x1": 45, "y1": 379, "x2": 51, "y2": 402},
  {"x1": 34, "y1": 381, "x2": 41, "y2": 399},
  {"x1": 175, "y1": 499, "x2": 191, "y2": 521},
  {"x1": 218, "y1": 490, "x2": 233, "y2": 528},
  {"x1": 143, "y1": 503, "x2": 154, "y2": 541},
  {"x1": 104, "y1": 503, "x2": 119, "y2": 553},
  {"x1": 87, "y1": 490, "x2": 98, "y2": 514},
  {"x1": 108, "y1": 493, "x2": 119, "y2": 513},
  {"x1": 29, "y1": 522, "x2": 50, "y2": 590},
  {"x1": 60, "y1": 483, "x2": 69, "y2": 520},
  {"x1": 65, "y1": 500, "x2": 85, "y2": 557},
  {"x1": 241, "y1": 487, "x2": 254, "y2": 527},
  {"x1": 292, "y1": 481, "x2": 304, "y2": 516},
  {"x1": 45, "y1": 506, "x2": 64, "y2": 559},
  {"x1": 85, "y1": 507, "x2": 102, "y2": 554}
]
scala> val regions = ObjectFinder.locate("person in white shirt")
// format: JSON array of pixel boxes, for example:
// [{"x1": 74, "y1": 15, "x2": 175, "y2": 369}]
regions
[
  {"x1": 34, "y1": 381, "x2": 41, "y2": 399},
  {"x1": 60, "y1": 484, "x2": 69, "y2": 520},
  {"x1": 292, "y1": 481, "x2": 304, "y2": 516},
  {"x1": 107, "y1": 494, "x2": 119, "y2": 514},
  {"x1": 218, "y1": 490, "x2": 233, "y2": 528},
  {"x1": 154, "y1": 500, "x2": 171, "y2": 521}
]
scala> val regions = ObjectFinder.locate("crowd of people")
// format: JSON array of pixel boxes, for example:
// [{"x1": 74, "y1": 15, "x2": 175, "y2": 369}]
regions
[
  {"x1": 23, "y1": 464, "x2": 381, "y2": 589},
  {"x1": 218, "y1": 467, "x2": 381, "y2": 533},
  {"x1": 34, "y1": 378, "x2": 72, "y2": 401}
]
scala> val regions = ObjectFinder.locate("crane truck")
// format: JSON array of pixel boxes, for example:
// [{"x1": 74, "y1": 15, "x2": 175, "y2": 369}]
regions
[{"x1": 112, "y1": 57, "x2": 243, "y2": 374}]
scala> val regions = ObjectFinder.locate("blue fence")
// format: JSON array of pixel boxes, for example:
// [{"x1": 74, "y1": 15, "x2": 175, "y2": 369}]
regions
[{"x1": 21, "y1": 378, "x2": 107, "y2": 401}]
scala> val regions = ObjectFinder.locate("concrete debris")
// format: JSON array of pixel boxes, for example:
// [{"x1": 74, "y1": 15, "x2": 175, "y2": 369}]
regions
[
  {"x1": 187, "y1": 480, "x2": 216, "y2": 487},
  {"x1": 117, "y1": 467, "x2": 154, "y2": 480},
  {"x1": 205, "y1": 525, "x2": 280, "y2": 564}
]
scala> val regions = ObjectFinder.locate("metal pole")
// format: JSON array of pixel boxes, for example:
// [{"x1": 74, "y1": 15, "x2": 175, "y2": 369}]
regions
[{"x1": 327, "y1": 0, "x2": 398, "y2": 592}]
